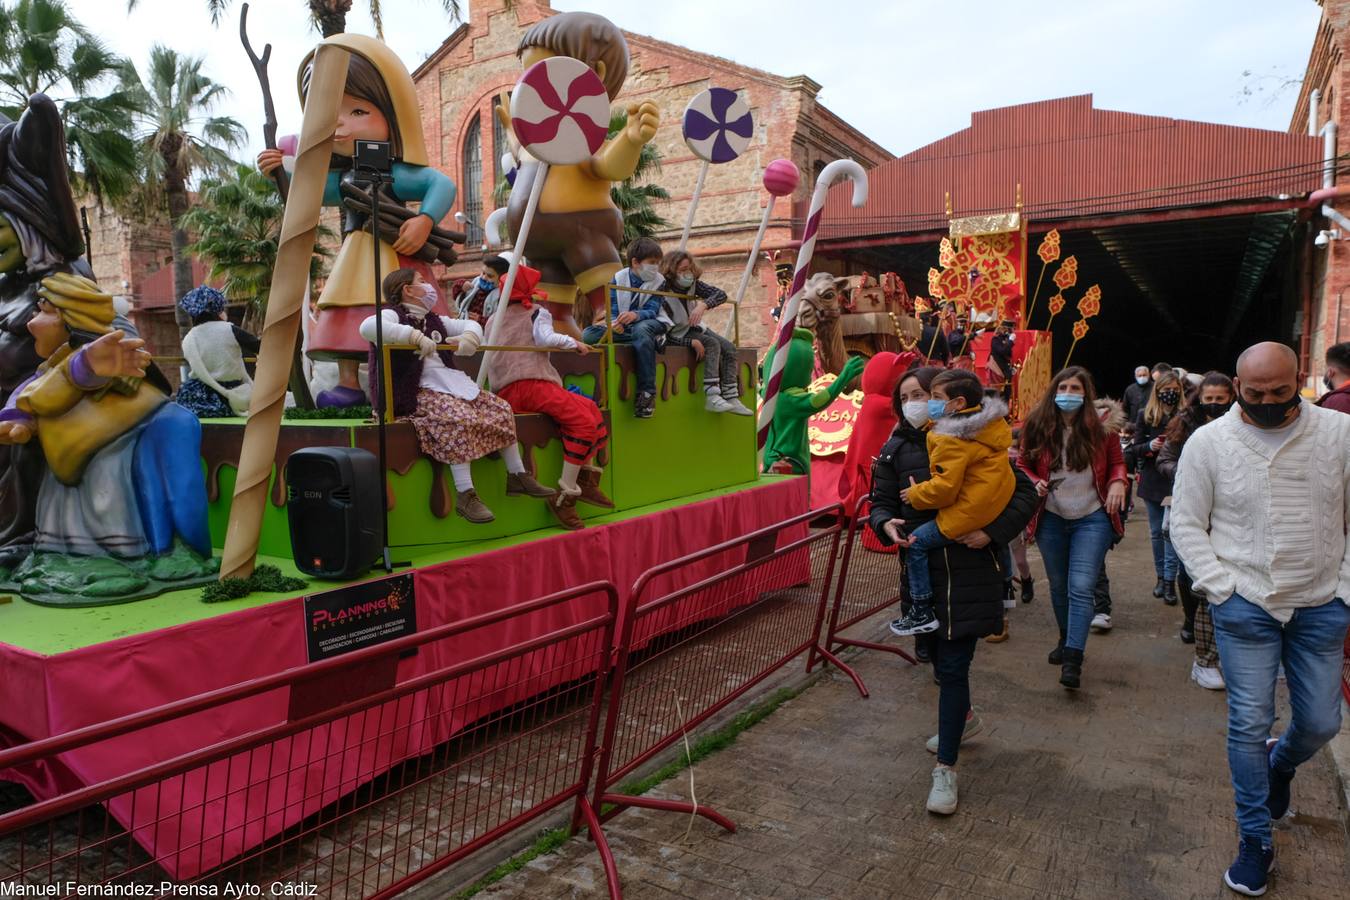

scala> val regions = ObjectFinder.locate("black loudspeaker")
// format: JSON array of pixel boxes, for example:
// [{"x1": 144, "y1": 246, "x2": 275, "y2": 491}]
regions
[{"x1": 286, "y1": 447, "x2": 383, "y2": 580}]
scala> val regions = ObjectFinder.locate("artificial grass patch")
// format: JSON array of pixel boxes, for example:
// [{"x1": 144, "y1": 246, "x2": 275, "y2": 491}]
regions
[
  {"x1": 201, "y1": 563, "x2": 308, "y2": 603},
  {"x1": 283, "y1": 405, "x2": 373, "y2": 421}
]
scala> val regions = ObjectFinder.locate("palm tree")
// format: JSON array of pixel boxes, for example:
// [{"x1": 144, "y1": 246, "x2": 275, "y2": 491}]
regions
[
  {"x1": 182, "y1": 163, "x2": 332, "y2": 332},
  {"x1": 609, "y1": 112, "x2": 672, "y2": 245},
  {"x1": 128, "y1": 0, "x2": 464, "y2": 40},
  {"x1": 0, "y1": 0, "x2": 143, "y2": 205},
  {"x1": 492, "y1": 110, "x2": 672, "y2": 245},
  {"x1": 123, "y1": 45, "x2": 246, "y2": 338}
]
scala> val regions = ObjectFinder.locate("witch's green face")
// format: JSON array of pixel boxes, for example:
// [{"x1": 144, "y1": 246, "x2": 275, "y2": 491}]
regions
[{"x1": 0, "y1": 216, "x2": 22, "y2": 274}]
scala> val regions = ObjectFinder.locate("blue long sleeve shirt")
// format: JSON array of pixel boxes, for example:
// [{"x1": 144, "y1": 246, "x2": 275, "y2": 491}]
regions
[
  {"x1": 323, "y1": 162, "x2": 456, "y2": 224},
  {"x1": 608, "y1": 268, "x2": 664, "y2": 321}
]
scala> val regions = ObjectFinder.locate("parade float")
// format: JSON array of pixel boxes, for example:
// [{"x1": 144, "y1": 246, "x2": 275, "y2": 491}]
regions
[{"x1": 0, "y1": 10, "x2": 877, "y2": 884}]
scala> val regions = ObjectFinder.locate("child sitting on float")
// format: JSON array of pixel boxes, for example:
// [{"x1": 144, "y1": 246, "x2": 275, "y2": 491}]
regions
[
  {"x1": 656, "y1": 251, "x2": 752, "y2": 416},
  {"x1": 176, "y1": 285, "x2": 259, "y2": 418},
  {"x1": 360, "y1": 267, "x2": 555, "y2": 524},
  {"x1": 484, "y1": 262, "x2": 612, "y2": 531}
]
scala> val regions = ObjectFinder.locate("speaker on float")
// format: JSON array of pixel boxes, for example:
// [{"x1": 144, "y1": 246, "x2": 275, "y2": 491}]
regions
[{"x1": 285, "y1": 447, "x2": 383, "y2": 579}]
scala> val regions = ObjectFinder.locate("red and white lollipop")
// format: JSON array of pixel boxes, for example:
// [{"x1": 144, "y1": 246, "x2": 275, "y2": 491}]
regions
[{"x1": 480, "y1": 57, "x2": 612, "y2": 386}]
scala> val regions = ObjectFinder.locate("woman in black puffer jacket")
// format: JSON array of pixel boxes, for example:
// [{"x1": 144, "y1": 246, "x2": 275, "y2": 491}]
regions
[{"x1": 868, "y1": 366, "x2": 1038, "y2": 816}]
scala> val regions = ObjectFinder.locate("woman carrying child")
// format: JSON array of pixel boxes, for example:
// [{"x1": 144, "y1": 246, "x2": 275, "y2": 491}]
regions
[
  {"x1": 361, "y1": 268, "x2": 555, "y2": 524},
  {"x1": 870, "y1": 365, "x2": 1037, "y2": 816},
  {"x1": 656, "y1": 251, "x2": 752, "y2": 416}
]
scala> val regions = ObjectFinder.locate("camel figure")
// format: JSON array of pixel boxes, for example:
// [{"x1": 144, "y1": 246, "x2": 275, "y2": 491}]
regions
[{"x1": 795, "y1": 272, "x2": 850, "y2": 375}]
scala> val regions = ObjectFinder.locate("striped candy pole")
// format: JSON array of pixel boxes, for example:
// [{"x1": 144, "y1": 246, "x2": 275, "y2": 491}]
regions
[{"x1": 756, "y1": 159, "x2": 868, "y2": 463}]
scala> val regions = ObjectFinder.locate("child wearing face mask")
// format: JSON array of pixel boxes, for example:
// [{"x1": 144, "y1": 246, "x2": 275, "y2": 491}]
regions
[
  {"x1": 655, "y1": 250, "x2": 752, "y2": 415},
  {"x1": 890, "y1": 370, "x2": 1016, "y2": 636},
  {"x1": 583, "y1": 237, "x2": 669, "y2": 419},
  {"x1": 360, "y1": 268, "x2": 555, "y2": 525}
]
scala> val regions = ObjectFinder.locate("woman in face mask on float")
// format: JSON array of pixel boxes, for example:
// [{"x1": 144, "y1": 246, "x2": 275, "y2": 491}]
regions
[
  {"x1": 1018, "y1": 367, "x2": 1128, "y2": 690},
  {"x1": 868, "y1": 366, "x2": 1039, "y2": 814},
  {"x1": 1127, "y1": 371, "x2": 1187, "y2": 605},
  {"x1": 1155, "y1": 371, "x2": 1235, "y2": 690}
]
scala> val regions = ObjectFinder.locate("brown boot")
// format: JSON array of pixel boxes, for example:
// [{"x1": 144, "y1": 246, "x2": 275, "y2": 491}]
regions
[
  {"x1": 455, "y1": 489, "x2": 495, "y2": 524},
  {"x1": 548, "y1": 490, "x2": 585, "y2": 530},
  {"x1": 984, "y1": 616, "x2": 1010, "y2": 643},
  {"x1": 576, "y1": 466, "x2": 614, "y2": 508},
  {"x1": 505, "y1": 471, "x2": 557, "y2": 498}
]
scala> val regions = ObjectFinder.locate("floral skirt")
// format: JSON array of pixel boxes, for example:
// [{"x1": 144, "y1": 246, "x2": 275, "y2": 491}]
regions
[{"x1": 407, "y1": 388, "x2": 516, "y2": 465}]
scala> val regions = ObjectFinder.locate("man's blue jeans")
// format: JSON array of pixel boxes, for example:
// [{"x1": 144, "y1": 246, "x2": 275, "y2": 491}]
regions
[
  {"x1": 904, "y1": 519, "x2": 954, "y2": 605},
  {"x1": 1210, "y1": 593, "x2": 1350, "y2": 840},
  {"x1": 1035, "y1": 509, "x2": 1113, "y2": 651},
  {"x1": 582, "y1": 319, "x2": 666, "y2": 395},
  {"x1": 1142, "y1": 498, "x2": 1178, "y2": 582}
]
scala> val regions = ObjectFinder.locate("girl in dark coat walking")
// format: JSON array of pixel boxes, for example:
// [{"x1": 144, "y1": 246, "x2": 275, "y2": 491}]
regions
[
  {"x1": 1126, "y1": 369, "x2": 1186, "y2": 603},
  {"x1": 869, "y1": 366, "x2": 1038, "y2": 815}
]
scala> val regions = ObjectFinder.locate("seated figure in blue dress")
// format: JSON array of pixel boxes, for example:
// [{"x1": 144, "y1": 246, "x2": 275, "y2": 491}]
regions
[{"x1": 0, "y1": 273, "x2": 211, "y2": 562}]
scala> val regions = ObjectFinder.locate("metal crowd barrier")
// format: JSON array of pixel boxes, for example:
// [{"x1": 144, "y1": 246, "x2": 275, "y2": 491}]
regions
[
  {"x1": 807, "y1": 508, "x2": 918, "y2": 698},
  {"x1": 0, "y1": 582, "x2": 622, "y2": 899},
  {"x1": 592, "y1": 505, "x2": 858, "y2": 834},
  {"x1": 0, "y1": 505, "x2": 870, "y2": 898}
]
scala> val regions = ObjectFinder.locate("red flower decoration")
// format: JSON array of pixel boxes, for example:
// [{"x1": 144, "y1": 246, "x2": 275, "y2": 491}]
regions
[
  {"x1": 1072, "y1": 319, "x2": 1090, "y2": 341},
  {"x1": 1037, "y1": 229, "x2": 1061, "y2": 264},
  {"x1": 1077, "y1": 285, "x2": 1102, "y2": 319},
  {"x1": 1048, "y1": 293, "x2": 1066, "y2": 315},
  {"x1": 1052, "y1": 262, "x2": 1078, "y2": 291}
]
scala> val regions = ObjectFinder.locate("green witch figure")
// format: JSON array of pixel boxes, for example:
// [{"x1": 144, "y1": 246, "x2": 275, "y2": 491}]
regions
[{"x1": 258, "y1": 33, "x2": 457, "y2": 408}]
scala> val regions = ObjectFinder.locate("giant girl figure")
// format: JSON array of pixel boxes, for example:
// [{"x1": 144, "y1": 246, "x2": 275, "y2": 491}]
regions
[{"x1": 258, "y1": 34, "x2": 456, "y2": 408}]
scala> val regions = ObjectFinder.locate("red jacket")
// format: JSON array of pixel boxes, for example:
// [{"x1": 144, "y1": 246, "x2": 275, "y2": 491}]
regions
[
  {"x1": 1018, "y1": 432, "x2": 1128, "y2": 536},
  {"x1": 1316, "y1": 383, "x2": 1350, "y2": 415}
]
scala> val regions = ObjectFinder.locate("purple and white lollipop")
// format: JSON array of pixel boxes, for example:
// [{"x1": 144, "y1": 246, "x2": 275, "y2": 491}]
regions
[
  {"x1": 510, "y1": 56, "x2": 610, "y2": 165},
  {"x1": 683, "y1": 87, "x2": 753, "y2": 164}
]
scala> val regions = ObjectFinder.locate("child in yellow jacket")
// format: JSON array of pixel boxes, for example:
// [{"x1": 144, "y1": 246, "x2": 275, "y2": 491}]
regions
[{"x1": 891, "y1": 369, "x2": 1016, "y2": 635}]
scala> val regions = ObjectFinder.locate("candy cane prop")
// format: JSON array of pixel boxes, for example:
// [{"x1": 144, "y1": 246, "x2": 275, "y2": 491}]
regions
[
  {"x1": 722, "y1": 158, "x2": 799, "y2": 342},
  {"x1": 222, "y1": 42, "x2": 350, "y2": 579},
  {"x1": 478, "y1": 56, "x2": 609, "y2": 387},
  {"x1": 679, "y1": 87, "x2": 753, "y2": 251},
  {"x1": 756, "y1": 159, "x2": 868, "y2": 462}
]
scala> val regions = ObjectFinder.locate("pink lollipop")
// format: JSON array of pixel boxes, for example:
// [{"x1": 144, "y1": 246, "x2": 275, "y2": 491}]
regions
[
  {"x1": 509, "y1": 56, "x2": 610, "y2": 165},
  {"x1": 723, "y1": 159, "x2": 802, "y2": 342}
]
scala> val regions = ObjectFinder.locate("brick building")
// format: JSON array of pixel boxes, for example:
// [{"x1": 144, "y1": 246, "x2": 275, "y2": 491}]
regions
[
  {"x1": 412, "y1": 0, "x2": 891, "y2": 350},
  {"x1": 1292, "y1": 0, "x2": 1350, "y2": 376}
]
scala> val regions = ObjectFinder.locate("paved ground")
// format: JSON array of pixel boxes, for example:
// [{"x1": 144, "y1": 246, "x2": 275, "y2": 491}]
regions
[{"x1": 478, "y1": 526, "x2": 1350, "y2": 899}]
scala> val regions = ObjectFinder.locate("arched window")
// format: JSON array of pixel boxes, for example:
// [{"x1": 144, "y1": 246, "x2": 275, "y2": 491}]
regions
[
  {"x1": 461, "y1": 113, "x2": 483, "y2": 245},
  {"x1": 492, "y1": 96, "x2": 508, "y2": 185}
]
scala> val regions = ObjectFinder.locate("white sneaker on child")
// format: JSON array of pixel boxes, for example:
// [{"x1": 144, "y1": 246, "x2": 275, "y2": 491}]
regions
[
  {"x1": 724, "y1": 397, "x2": 755, "y2": 416},
  {"x1": 705, "y1": 394, "x2": 737, "y2": 414}
]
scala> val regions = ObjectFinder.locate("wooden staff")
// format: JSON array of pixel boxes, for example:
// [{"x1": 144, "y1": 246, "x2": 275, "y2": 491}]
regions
[{"x1": 221, "y1": 43, "x2": 350, "y2": 581}]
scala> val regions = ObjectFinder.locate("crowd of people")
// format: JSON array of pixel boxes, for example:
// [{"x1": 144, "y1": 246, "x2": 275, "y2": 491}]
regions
[{"x1": 869, "y1": 339, "x2": 1350, "y2": 897}]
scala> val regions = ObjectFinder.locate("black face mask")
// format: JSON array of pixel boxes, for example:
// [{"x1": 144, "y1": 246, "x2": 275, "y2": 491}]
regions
[
  {"x1": 1237, "y1": 394, "x2": 1300, "y2": 428},
  {"x1": 1199, "y1": 402, "x2": 1230, "y2": 421},
  {"x1": 1157, "y1": 389, "x2": 1181, "y2": 406}
]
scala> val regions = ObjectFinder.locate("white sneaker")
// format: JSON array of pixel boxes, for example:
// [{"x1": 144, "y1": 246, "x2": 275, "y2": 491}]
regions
[
  {"x1": 704, "y1": 394, "x2": 737, "y2": 414},
  {"x1": 926, "y1": 765, "x2": 958, "y2": 815},
  {"x1": 926, "y1": 710, "x2": 984, "y2": 753},
  {"x1": 1191, "y1": 660, "x2": 1226, "y2": 690},
  {"x1": 1090, "y1": 613, "x2": 1112, "y2": 632},
  {"x1": 723, "y1": 397, "x2": 755, "y2": 416}
]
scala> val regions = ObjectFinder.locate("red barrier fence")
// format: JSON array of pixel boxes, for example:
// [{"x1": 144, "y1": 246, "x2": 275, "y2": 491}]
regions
[
  {"x1": 591, "y1": 505, "x2": 860, "y2": 832},
  {"x1": 1, "y1": 506, "x2": 874, "y2": 899},
  {"x1": 808, "y1": 510, "x2": 917, "y2": 697},
  {"x1": 0, "y1": 582, "x2": 622, "y2": 899}
]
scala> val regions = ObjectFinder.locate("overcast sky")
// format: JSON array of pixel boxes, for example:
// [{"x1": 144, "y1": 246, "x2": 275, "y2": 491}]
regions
[{"x1": 70, "y1": 0, "x2": 1321, "y2": 161}]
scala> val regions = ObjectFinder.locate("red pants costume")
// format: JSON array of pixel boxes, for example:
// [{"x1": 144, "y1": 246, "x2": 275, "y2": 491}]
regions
[{"x1": 496, "y1": 379, "x2": 607, "y2": 466}]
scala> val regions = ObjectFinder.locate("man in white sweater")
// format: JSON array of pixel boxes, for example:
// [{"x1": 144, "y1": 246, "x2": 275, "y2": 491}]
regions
[{"x1": 1171, "y1": 342, "x2": 1350, "y2": 897}]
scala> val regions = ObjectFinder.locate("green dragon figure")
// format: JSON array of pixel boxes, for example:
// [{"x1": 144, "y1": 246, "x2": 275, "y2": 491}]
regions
[{"x1": 761, "y1": 327, "x2": 864, "y2": 474}]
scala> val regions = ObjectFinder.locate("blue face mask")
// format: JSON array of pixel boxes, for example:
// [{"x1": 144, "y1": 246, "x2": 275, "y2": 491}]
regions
[
  {"x1": 927, "y1": 398, "x2": 950, "y2": 420},
  {"x1": 1055, "y1": 394, "x2": 1084, "y2": 412}
]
